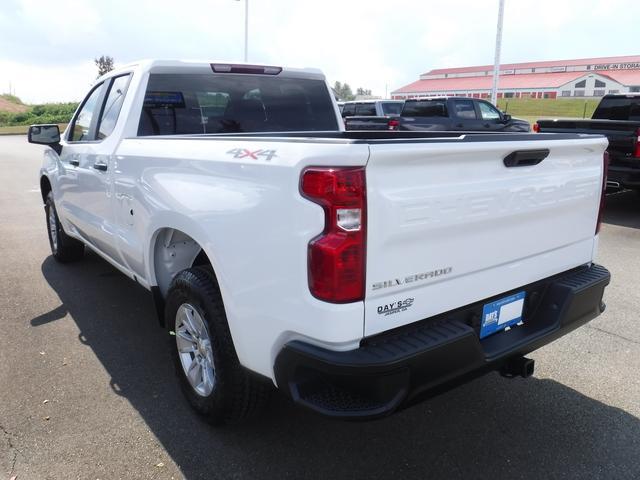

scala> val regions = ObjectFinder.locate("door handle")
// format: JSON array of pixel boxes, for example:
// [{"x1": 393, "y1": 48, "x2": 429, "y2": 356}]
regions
[
  {"x1": 456, "y1": 123, "x2": 464, "y2": 128},
  {"x1": 484, "y1": 123, "x2": 491, "y2": 128},
  {"x1": 93, "y1": 161, "x2": 108, "y2": 171},
  {"x1": 503, "y1": 149, "x2": 549, "y2": 167},
  {"x1": 69, "y1": 159, "x2": 80, "y2": 166}
]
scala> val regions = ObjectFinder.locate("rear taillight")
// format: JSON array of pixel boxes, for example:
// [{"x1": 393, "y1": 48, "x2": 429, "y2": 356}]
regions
[
  {"x1": 532, "y1": 122, "x2": 540, "y2": 133},
  {"x1": 301, "y1": 167, "x2": 366, "y2": 303},
  {"x1": 634, "y1": 127, "x2": 640, "y2": 158},
  {"x1": 596, "y1": 151, "x2": 609, "y2": 234},
  {"x1": 388, "y1": 119, "x2": 400, "y2": 130}
]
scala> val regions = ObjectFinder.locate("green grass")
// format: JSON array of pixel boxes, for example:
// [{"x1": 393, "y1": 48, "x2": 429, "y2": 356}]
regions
[
  {"x1": 0, "y1": 102, "x2": 78, "y2": 128},
  {"x1": 497, "y1": 98, "x2": 600, "y2": 121},
  {"x1": 0, "y1": 124, "x2": 67, "y2": 135},
  {"x1": 0, "y1": 125, "x2": 30, "y2": 134},
  {"x1": 0, "y1": 98, "x2": 601, "y2": 133}
]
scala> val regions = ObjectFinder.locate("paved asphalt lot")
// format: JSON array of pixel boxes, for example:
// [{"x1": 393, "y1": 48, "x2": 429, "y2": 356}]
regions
[{"x1": 0, "y1": 134, "x2": 639, "y2": 480}]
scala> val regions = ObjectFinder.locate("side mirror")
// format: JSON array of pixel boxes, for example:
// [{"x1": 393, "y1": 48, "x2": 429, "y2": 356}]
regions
[
  {"x1": 502, "y1": 113, "x2": 512, "y2": 123},
  {"x1": 28, "y1": 124, "x2": 62, "y2": 154}
]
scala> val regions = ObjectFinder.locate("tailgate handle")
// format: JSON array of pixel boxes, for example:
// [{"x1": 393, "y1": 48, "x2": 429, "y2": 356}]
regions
[{"x1": 503, "y1": 149, "x2": 549, "y2": 167}]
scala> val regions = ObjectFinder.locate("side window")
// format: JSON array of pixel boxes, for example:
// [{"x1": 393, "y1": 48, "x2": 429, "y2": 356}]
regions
[
  {"x1": 478, "y1": 101, "x2": 501, "y2": 120},
  {"x1": 97, "y1": 74, "x2": 132, "y2": 140},
  {"x1": 453, "y1": 99, "x2": 477, "y2": 119},
  {"x1": 69, "y1": 84, "x2": 105, "y2": 142}
]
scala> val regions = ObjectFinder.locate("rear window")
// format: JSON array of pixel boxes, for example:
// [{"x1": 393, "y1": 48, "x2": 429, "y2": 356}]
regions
[
  {"x1": 402, "y1": 100, "x2": 448, "y2": 117},
  {"x1": 138, "y1": 73, "x2": 338, "y2": 135},
  {"x1": 380, "y1": 102, "x2": 403, "y2": 115},
  {"x1": 592, "y1": 97, "x2": 640, "y2": 121},
  {"x1": 342, "y1": 103, "x2": 355, "y2": 116},
  {"x1": 354, "y1": 103, "x2": 376, "y2": 116}
]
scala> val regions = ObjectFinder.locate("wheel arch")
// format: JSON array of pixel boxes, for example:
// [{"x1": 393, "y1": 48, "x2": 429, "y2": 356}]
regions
[
  {"x1": 40, "y1": 175, "x2": 52, "y2": 204},
  {"x1": 147, "y1": 220, "x2": 225, "y2": 328},
  {"x1": 149, "y1": 227, "x2": 216, "y2": 297}
]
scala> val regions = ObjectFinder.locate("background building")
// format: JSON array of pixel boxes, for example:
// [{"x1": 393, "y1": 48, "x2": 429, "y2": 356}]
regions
[{"x1": 392, "y1": 55, "x2": 640, "y2": 100}]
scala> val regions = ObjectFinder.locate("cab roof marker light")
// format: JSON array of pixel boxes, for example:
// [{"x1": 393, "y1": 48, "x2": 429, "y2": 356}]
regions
[
  {"x1": 210, "y1": 64, "x2": 283, "y2": 75},
  {"x1": 211, "y1": 63, "x2": 232, "y2": 72}
]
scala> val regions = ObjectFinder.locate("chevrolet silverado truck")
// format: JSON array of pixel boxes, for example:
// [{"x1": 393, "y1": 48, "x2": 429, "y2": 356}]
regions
[
  {"x1": 28, "y1": 60, "x2": 610, "y2": 424},
  {"x1": 535, "y1": 93, "x2": 640, "y2": 193}
]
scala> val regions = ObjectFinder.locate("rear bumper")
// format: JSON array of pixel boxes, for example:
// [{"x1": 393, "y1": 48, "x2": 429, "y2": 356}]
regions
[
  {"x1": 608, "y1": 164, "x2": 640, "y2": 189},
  {"x1": 274, "y1": 264, "x2": 610, "y2": 419}
]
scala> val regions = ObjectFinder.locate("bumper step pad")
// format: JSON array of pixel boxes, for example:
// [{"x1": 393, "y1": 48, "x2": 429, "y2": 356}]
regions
[{"x1": 274, "y1": 264, "x2": 610, "y2": 419}]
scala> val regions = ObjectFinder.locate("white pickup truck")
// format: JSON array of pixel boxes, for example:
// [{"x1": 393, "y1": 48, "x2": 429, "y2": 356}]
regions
[{"x1": 29, "y1": 60, "x2": 610, "y2": 424}]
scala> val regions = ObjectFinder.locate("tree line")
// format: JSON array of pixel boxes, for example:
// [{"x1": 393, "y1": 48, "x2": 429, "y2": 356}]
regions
[{"x1": 333, "y1": 82, "x2": 373, "y2": 101}]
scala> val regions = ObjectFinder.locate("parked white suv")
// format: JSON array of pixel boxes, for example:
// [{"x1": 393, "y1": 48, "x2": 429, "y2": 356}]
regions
[{"x1": 29, "y1": 60, "x2": 610, "y2": 424}]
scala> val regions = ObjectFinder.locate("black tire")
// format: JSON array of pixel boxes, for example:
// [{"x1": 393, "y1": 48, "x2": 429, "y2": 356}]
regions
[
  {"x1": 45, "y1": 192, "x2": 84, "y2": 263},
  {"x1": 165, "y1": 266, "x2": 271, "y2": 425}
]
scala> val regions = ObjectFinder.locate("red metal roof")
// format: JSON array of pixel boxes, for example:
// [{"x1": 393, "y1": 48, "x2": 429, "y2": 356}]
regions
[
  {"x1": 423, "y1": 55, "x2": 640, "y2": 76},
  {"x1": 394, "y1": 71, "x2": 587, "y2": 94},
  {"x1": 600, "y1": 70, "x2": 640, "y2": 86},
  {"x1": 393, "y1": 69, "x2": 640, "y2": 94}
]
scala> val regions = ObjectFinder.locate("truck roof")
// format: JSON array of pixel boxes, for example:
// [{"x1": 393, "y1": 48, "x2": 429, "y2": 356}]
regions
[
  {"x1": 602, "y1": 93, "x2": 640, "y2": 99},
  {"x1": 99, "y1": 59, "x2": 326, "y2": 82},
  {"x1": 341, "y1": 100, "x2": 403, "y2": 105},
  {"x1": 405, "y1": 96, "x2": 453, "y2": 101}
]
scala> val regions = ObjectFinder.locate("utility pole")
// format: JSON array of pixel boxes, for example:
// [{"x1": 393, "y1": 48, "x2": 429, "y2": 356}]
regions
[
  {"x1": 235, "y1": 0, "x2": 249, "y2": 62},
  {"x1": 243, "y1": 0, "x2": 249, "y2": 62},
  {"x1": 490, "y1": 0, "x2": 505, "y2": 105}
]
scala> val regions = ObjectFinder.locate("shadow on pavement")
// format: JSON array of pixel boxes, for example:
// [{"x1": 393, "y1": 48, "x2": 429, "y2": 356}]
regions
[
  {"x1": 33, "y1": 252, "x2": 640, "y2": 480},
  {"x1": 604, "y1": 190, "x2": 640, "y2": 229}
]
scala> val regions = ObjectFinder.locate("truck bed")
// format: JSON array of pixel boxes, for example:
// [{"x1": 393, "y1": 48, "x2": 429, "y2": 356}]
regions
[
  {"x1": 536, "y1": 118, "x2": 639, "y2": 189},
  {"x1": 120, "y1": 131, "x2": 607, "y2": 346},
  {"x1": 134, "y1": 130, "x2": 591, "y2": 143}
]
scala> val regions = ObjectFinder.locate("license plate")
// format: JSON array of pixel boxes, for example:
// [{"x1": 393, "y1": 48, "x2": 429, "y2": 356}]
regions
[{"x1": 480, "y1": 291, "x2": 525, "y2": 339}]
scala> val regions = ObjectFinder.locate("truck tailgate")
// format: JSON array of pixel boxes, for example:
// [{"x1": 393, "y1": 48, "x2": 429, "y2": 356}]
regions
[
  {"x1": 537, "y1": 119, "x2": 637, "y2": 157},
  {"x1": 364, "y1": 135, "x2": 607, "y2": 336}
]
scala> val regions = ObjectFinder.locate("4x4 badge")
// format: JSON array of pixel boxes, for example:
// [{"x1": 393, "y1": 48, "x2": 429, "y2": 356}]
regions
[{"x1": 226, "y1": 148, "x2": 278, "y2": 161}]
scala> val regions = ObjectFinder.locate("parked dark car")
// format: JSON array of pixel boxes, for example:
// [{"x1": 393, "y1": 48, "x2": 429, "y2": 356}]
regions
[
  {"x1": 397, "y1": 97, "x2": 530, "y2": 132},
  {"x1": 345, "y1": 97, "x2": 530, "y2": 132},
  {"x1": 535, "y1": 94, "x2": 640, "y2": 192}
]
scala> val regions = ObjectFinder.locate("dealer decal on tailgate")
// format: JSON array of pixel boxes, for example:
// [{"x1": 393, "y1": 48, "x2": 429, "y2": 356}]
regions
[{"x1": 377, "y1": 298, "x2": 414, "y2": 316}]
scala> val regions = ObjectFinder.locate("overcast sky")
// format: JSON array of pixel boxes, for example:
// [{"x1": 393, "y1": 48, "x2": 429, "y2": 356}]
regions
[{"x1": 0, "y1": 0, "x2": 637, "y2": 103}]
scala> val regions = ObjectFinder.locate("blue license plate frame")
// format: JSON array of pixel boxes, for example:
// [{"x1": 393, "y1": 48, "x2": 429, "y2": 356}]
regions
[{"x1": 480, "y1": 291, "x2": 526, "y2": 339}]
